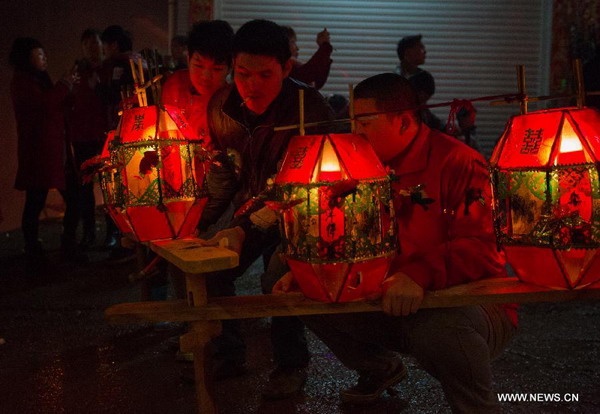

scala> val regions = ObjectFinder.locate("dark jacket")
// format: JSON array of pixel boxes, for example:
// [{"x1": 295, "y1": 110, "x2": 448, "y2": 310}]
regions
[
  {"x1": 10, "y1": 70, "x2": 70, "y2": 190},
  {"x1": 199, "y1": 78, "x2": 334, "y2": 232}
]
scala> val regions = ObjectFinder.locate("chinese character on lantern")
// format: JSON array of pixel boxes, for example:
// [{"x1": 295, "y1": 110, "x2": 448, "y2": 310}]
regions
[
  {"x1": 490, "y1": 107, "x2": 600, "y2": 289},
  {"x1": 270, "y1": 133, "x2": 397, "y2": 302}
]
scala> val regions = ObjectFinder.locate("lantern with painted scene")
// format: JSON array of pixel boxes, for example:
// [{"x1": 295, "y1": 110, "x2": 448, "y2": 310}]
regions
[
  {"x1": 103, "y1": 104, "x2": 209, "y2": 242},
  {"x1": 271, "y1": 133, "x2": 397, "y2": 302},
  {"x1": 490, "y1": 106, "x2": 600, "y2": 289}
]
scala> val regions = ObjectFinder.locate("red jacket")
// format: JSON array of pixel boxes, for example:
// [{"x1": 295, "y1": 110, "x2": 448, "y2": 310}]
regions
[
  {"x1": 388, "y1": 125, "x2": 517, "y2": 325},
  {"x1": 10, "y1": 71, "x2": 70, "y2": 190},
  {"x1": 161, "y1": 70, "x2": 213, "y2": 146},
  {"x1": 290, "y1": 42, "x2": 333, "y2": 90}
]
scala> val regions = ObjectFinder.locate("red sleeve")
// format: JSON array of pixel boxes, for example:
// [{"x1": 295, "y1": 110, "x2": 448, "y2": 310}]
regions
[
  {"x1": 394, "y1": 152, "x2": 506, "y2": 290},
  {"x1": 290, "y1": 43, "x2": 333, "y2": 90}
]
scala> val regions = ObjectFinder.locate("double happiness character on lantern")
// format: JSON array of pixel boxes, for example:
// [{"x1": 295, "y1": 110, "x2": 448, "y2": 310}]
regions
[
  {"x1": 490, "y1": 63, "x2": 600, "y2": 289},
  {"x1": 268, "y1": 90, "x2": 398, "y2": 302}
]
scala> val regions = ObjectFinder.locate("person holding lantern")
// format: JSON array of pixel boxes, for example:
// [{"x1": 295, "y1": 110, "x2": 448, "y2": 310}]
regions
[
  {"x1": 273, "y1": 73, "x2": 517, "y2": 412},
  {"x1": 9, "y1": 37, "x2": 79, "y2": 259},
  {"x1": 199, "y1": 19, "x2": 334, "y2": 386}
]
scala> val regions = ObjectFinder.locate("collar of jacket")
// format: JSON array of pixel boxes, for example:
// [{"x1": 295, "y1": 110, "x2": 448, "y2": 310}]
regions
[
  {"x1": 221, "y1": 78, "x2": 305, "y2": 129},
  {"x1": 387, "y1": 123, "x2": 432, "y2": 175}
]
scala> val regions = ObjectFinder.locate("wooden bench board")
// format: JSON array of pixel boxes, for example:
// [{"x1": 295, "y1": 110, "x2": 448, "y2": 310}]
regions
[
  {"x1": 149, "y1": 239, "x2": 238, "y2": 274},
  {"x1": 105, "y1": 277, "x2": 600, "y2": 324}
]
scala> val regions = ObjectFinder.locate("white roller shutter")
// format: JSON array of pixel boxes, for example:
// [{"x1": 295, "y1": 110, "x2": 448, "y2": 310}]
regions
[{"x1": 214, "y1": 0, "x2": 552, "y2": 155}]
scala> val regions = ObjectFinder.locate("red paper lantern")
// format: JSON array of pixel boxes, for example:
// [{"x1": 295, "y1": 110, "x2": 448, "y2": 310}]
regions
[
  {"x1": 101, "y1": 105, "x2": 208, "y2": 242},
  {"x1": 272, "y1": 133, "x2": 397, "y2": 302},
  {"x1": 490, "y1": 107, "x2": 600, "y2": 288}
]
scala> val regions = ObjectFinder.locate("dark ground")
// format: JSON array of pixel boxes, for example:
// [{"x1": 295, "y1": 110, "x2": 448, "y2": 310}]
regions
[{"x1": 1, "y1": 218, "x2": 599, "y2": 414}]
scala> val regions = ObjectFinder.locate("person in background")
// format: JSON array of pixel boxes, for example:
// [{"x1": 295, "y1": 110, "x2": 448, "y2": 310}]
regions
[
  {"x1": 98, "y1": 25, "x2": 137, "y2": 258},
  {"x1": 64, "y1": 29, "x2": 107, "y2": 251},
  {"x1": 170, "y1": 35, "x2": 188, "y2": 71},
  {"x1": 283, "y1": 26, "x2": 333, "y2": 90},
  {"x1": 9, "y1": 37, "x2": 78, "y2": 259},
  {"x1": 273, "y1": 73, "x2": 516, "y2": 412}
]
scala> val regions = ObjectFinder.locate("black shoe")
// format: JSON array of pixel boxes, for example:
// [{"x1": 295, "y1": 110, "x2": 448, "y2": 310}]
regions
[
  {"x1": 262, "y1": 366, "x2": 307, "y2": 400},
  {"x1": 61, "y1": 237, "x2": 90, "y2": 264},
  {"x1": 340, "y1": 361, "x2": 408, "y2": 405},
  {"x1": 212, "y1": 359, "x2": 248, "y2": 381}
]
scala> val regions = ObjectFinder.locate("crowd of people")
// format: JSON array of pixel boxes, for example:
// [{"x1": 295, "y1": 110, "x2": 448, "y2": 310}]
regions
[{"x1": 10, "y1": 19, "x2": 512, "y2": 413}]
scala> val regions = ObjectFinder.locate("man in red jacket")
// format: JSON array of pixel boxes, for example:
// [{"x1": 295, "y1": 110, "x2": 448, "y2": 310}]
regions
[{"x1": 274, "y1": 73, "x2": 516, "y2": 413}]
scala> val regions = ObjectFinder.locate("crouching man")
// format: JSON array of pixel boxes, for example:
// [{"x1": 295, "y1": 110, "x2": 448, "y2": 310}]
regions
[{"x1": 273, "y1": 73, "x2": 517, "y2": 413}]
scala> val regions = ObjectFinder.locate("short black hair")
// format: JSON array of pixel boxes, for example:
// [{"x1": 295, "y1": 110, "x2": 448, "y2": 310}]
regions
[
  {"x1": 233, "y1": 19, "x2": 291, "y2": 65},
  {"x1": 354, "y1": 73, "x2": 418, "y2": 117},
  {"x1": 101, "y1": 25, "x2": 132, "y2": 52},
  {"x1": 396, "y1": 34, "x2": 422, "y2": 61},
  {"x1": 188, "y1": 20, "x2": 233, "y2": 66},
  {"x1": 81, "y1": 28, "x2": 100, "y2": 42},
  {"x1": 9, "y1": 37, "x2": 43, "y2": 71}
]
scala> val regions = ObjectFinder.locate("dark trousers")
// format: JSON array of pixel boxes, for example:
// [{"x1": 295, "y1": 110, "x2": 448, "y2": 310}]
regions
[
  {"x1": 63, "y1": 141, "x2": 102, "y2": 242},
  {"x1": 22, "y1": 189, "x2": 49, "y2": 252},
  {"x1": 303, "y1": 305, "x2": 516, "y2": 413},
  {"x1": 203, "y1": 227, "x2": 280, "y2": 364},
  {"x1": 261, "y1": 246, "x2": 310, "y2": 369}
]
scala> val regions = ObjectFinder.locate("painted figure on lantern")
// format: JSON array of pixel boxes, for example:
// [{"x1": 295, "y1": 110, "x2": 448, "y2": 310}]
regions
[{"x1": 490, "y1": 107, "x2": 600, "y2": 289}]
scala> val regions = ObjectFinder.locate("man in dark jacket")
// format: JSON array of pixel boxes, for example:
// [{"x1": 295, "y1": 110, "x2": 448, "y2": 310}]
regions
[{"x1": 199, "y1": 19, "x2": 333, "y2": 391}]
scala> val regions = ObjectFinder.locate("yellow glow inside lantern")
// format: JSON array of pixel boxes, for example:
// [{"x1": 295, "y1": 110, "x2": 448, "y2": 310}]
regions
[
  {"x1": 313, "y1": 138, "x2": 343, "y2": 182},
  {"x1": 559, "y1": 120, "x2": 583, "y2": 153}
]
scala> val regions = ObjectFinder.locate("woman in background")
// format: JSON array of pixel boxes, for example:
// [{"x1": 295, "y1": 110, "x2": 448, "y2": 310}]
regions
[{"x1": 9, "y1": 37, "x2": 78, "y2": 258}]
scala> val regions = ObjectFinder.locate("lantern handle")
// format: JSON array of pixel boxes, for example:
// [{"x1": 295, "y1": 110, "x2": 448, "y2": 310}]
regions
[
  {"x1": 516, "y1": 65, "x2": 528, "y2": 115},
  {"x1": 574, "y1": 58, "x2": 586, "y2": 109}
]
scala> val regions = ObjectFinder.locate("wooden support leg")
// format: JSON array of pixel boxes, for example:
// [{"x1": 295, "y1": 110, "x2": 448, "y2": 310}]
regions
[
  {"x1": 180, "y1": 321, "x2": 222, "y2": 414},
  {"x1": 182, "y1": 272, "x2": 222, "y2": 413}
]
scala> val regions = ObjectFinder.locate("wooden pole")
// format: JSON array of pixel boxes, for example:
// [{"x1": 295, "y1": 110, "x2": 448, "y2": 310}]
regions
[
  {"x1": 137, "y1": 58, "x2": 147, "y2": 107},
  {"x1": 574, "y1": 58, "x2": 586, "y2": 109},
  {"x1": 349, "y1": 83, "x2": 355, "y2": 133},
  {"x1": 516, "y1": 64, "x2": 527, "y2": 115},
  {"x1": 129, "y1": 59, "x2": 143, "y2": 107},
  {"x1": 299, "y1": 89, "x2": 305, "y2": 136}
]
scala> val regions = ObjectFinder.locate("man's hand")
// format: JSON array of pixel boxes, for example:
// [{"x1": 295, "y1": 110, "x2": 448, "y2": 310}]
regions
[
  {"x1": 381, "y1": 272, "x2": 424, "y2": 316},
  {"x1": 199, "y1": 226, "x2": 245, "y2": 255},
  {"x1": 272, "y1": 271, "x2": 296, "y2": 294},
  {"x1": 316, "y1": 28, "x2": 330, "y2": 46}
]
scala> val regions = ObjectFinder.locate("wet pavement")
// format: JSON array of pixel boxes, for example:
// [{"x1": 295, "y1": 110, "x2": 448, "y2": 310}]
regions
[{"x1": 1, "y1": 218, "x2": 600, "y2": 413}]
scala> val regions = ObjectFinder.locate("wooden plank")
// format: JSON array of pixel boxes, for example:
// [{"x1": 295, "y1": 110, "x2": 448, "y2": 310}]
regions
[
  {"x1": 149, "y1": 239, "x2": 238, "y2": 274},
  {"x1": 105, "y1": 278, "x2": 600, "y2": 324}
]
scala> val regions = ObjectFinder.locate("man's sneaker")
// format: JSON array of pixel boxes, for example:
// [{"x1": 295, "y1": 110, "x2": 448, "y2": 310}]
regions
[
  {"x1": 340, "y1": 361, "x2": 408, "y2": 405},
  {"x1": 262, "y1": 366, "x2": 307, "y2": 400}
]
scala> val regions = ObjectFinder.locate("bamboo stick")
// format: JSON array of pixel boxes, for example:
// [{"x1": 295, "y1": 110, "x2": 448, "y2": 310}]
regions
[
  {"x1": 516, "y1": 64, "x2": 527, "y2": 115},
  {"x1": 349, "y1": 83, "x2": 355, "y2": 133},
  {"x1": 299, "y1": 89, "x2": 305, "y2": 136},
  {"x1": 574, "y1": 59, "x2": 585, "y2": 109}
]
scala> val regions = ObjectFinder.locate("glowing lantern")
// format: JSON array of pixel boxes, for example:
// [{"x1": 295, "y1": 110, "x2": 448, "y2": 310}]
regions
[
  {"x1": 102, "y1": 105, "x2": 208, "y2": 242},
  {"x1": 272, "y1": 133, "x2": 397, "y2": 302},
  {"x1": 490, "y1": 107, "x2": 600, "y2": 289}
]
